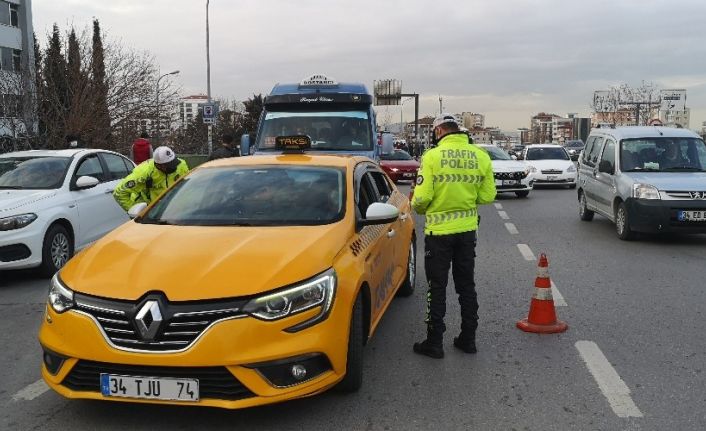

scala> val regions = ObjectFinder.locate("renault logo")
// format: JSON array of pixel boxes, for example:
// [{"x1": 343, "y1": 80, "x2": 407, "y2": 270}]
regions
[{"x1": 135, "y1": 300, "x2": 163, "y2": 341}]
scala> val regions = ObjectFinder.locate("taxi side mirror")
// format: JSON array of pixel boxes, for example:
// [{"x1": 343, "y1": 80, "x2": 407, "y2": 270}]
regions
[
  {"x1": 128, "y1": 202, "x2": 148, "y2": 219},
  {"x1": 360, "y1": 202, "x2": 399, "y2": 227}
]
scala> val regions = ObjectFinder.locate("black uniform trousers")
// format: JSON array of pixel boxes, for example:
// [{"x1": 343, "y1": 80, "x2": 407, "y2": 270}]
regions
[{"x1": 424, "y1": 230, "x2": 478, "y2": 346}]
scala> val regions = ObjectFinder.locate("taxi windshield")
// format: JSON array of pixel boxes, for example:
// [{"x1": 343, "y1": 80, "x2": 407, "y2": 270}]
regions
[
  {"x1": 257, "y1": 110, "x2": 373, "y2": 152},
  {"x1": 140, "y1": 165, "x2": 346, "y2": 226}
]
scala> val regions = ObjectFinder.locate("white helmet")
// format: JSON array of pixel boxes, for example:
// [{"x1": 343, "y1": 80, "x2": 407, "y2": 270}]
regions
[
  {"x1": 432, "y1": 113, "x2": 458, "y2": 129},
  {"x1": 153, "y1": 146, "x2": 176, "y2": 164}
]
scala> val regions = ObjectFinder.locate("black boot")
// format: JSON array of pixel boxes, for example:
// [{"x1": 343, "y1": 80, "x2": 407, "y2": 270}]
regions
[
  {"x1": 413, "y1": 339, "x2": 444, "y2": 359},
  {"x1": 453, "y1": 335, "x2": 477, "y2": 354}
]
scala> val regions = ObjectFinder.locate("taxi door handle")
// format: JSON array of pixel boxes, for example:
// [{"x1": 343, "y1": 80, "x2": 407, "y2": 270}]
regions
[
  {"x1": 400, "y1": 213, "x2": 409, "y2": 221},
  {"x1": 387, "y1": 229, "x2": 396, "y2": 238}
]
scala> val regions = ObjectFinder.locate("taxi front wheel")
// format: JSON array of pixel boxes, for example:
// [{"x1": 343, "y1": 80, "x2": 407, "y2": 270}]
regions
[
  {"x1": 336, "y1": 293, "x2": 364, "y2": 393},
  {"x1": 396, "y1": 236, "x2": 416, "y2": 297}
]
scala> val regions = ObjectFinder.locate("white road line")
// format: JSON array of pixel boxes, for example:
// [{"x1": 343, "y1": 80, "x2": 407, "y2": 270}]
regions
[
  {"x1": 517, "y1": 244, "x2": 535, "y2": 261},
  {"x1": 498, "y1": 211, "x2": 510, "y2": 220},
  {"x1": 494, "y1": 203, "x2": 503, "y2": 209},
  {"x1": 12, "y1": 379, "x2": 49, "y2": 401},
  {"x1": 551, "y1": 280, "x2": 567, "y2": 306},
  {"x1": 575, "y1": 341, "x2": 643, "y2": 418},
  {"x1": 504, "y1": 223, "x2": 519, "y2": 235}
]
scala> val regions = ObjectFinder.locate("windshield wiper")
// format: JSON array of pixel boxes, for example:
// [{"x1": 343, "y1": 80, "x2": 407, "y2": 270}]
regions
[
  {"x1": 661, "y1": 166, "x2": 704, "y2": 171},
  {"x1": 0, "y1": 185, "x2": 22, "y2": 189},
  {"x1": 624, "y1": 167, "x2": 660, "y2": 172},
  {"x1": 139, "y1": 219, "x2": 175, "y2": 225}
]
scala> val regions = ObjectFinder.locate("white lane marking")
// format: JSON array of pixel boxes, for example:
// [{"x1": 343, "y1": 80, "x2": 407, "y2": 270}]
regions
[
  {"x1": 551, "y1": 280, "x2": 567, "y2": 306},
  {"x1": 517, "y1": 244, "x2": 535, "y2": 261},
  {"x1": 498, "y1": 211, "x2": 509, "y2": 220},
  {"x1": 505, "y1": 223, "x2": 519, "y2": 235},
  {"x1": 494, "y1": 203, "x2": 503, "y2": 209},
  {"x1": 575, "y1": 341, "x2": 643, "y2": 418},
  {"x1": 12, "y1": 379, "x2": 49, "y2": 401}
]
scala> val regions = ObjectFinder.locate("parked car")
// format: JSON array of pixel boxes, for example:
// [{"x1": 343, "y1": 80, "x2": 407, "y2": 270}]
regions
[
  {"x1": 564, "y1": 140, "x2": 585, "y2": 161},
  {"x1": 478, "y1": 145, "x2": 535, "y2": 198},
  {"x1": 39, "y1": 138, "x2": 417, "y2": 409},
  {"x1": 577, "y1": 126, "x2": 706, "y2": 240},
  {"x1": 379, "y1": 149, "x2": 420, "y2": 183},
  {"x1": 522, "y1": 144, "x2": 577, "y2": 188},
  {"x1": 0, "y1": 149, "x2": 134, "y2": 275}
]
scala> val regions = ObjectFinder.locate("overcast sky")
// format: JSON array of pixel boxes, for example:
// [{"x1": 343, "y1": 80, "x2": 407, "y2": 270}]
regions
[{"x1": 32, "y1": 0, "x2": 706, "y2": 131}]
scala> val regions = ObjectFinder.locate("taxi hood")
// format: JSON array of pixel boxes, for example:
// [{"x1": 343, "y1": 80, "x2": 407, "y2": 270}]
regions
[{"x1": 61, "y1": 222, "x2": 350, "y2": 301}]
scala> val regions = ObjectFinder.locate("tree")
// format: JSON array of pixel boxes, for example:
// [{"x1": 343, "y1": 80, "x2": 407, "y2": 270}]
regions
[
  {"x1": 242, "y1": 94, "x2": 264, "y2": 136},
  {"x1": 42, "y1": 24, "x2": 69, "y2": 147},
  {"x1": 591, "y1": 81, "x2": 660, "y2": 126},
  {"x1": 91, "y1": 19, "x2": 110, "y2": 147}
]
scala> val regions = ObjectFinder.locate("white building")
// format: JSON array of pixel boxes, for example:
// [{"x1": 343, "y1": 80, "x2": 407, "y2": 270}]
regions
[
  {"x1": 179, "y1": 94, "x2": 208, "y2": 129},
  {"x1": 0, "y1": 0, "x2": 35, "y2": 138},
  {"x1": 461, "y1": 112, "x2": 484, "y2": 129}
]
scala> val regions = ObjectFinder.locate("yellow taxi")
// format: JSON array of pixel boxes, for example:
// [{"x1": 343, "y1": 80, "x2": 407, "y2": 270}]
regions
[{"x1": 38, "y1": 137, "x2": 417, "y2": 409}]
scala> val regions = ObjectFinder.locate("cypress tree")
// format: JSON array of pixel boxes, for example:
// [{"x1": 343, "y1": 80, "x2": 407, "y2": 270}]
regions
[
  {"x1": 91, "y1": 19, "x2": 110, "y2": 147},
  {"x1": 32, "y1": 32, "x2": 46, "y2": 140},
  {"x1": 44, "y1": 24, "x2": 68, "y2": 148}
]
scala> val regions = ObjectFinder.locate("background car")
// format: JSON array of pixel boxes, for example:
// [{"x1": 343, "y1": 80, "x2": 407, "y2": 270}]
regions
[
  {"x1": 563, "y1": 140, "x2": 585, "y2": 161},
  {"x1": 0, "y1": 149, "x2": 134, "y2": 275},
  {"x1": 379, "y1": 149, "x2": 420, "y2": 183},
  {"x1": 478, "y1": 144, "x2": 535, "y2": 198},
  {"x1": 522, "y1": 144, "x2": 577, "y2": 188}
]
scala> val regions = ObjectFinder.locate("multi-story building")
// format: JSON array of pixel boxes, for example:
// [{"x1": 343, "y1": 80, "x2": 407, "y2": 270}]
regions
[
  {"x1": 179, "y1": 94, "x2": 208, "y2": 129},
  {"x1": 461, "y1": 112, "x2": 484, "y2": 129},
  {"x1": 591, "y1": 109, "x2": 634, "y2": 127},
  {"x1": 659, "y1": 107, "x2": 690, "y2": 128},
  {"x1": 552, "y1": 117, "x2": 573, "y2": 144},
  {"x1": 468, "y1": 127, "x2": 491, "y2": 145},
  {"x1": 0, "y1": 0, "x2": 35, "y2": 138},
  {"x1": 530, "y1": 113, "x2": 559, "y2": 143},
  {"x1": 404, "y1": 116, "x2": 434, "y2": 145}
]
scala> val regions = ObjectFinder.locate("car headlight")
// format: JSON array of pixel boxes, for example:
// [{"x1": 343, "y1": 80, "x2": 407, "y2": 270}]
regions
[
  {"x1": 390, "y1": 168, "x2": 399, "y2": 172},
  {"x1": 48, "y1": 273, "x2": 74, "y2": 314},
  {"x1": 633, "y1": 183, "x2": 660, "y2": 199},
  {"x1": 0, "y1": 213, "x2": 37, "y2": 231},
  {"x1": 566, "y1": 165, "x2": 577, "y2": 173},
  {"x1": 527, "y1": 165, "x2": 537, "y2": 173},
  {"x1": 243, "y1": 268, "x2": 336, "y2": 332}
]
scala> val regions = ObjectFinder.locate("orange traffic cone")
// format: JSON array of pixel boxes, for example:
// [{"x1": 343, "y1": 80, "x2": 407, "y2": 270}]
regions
[{"x1": 516, "y1": 253, "x2": 568, "y2": 333}]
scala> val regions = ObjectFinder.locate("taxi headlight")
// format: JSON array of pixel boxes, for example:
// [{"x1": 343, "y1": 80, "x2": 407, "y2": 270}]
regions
[
  {"x1": 633, "y1": 183, "x2": 660, "y2": 200},
  {"x1": 0, "y1": 213, "x2": 37, "y2": 231},
  {"x1": 48, "y1": 273, "x2": 74, "y2": 314},
  {"x1": 243, "y1": 269, "x2": 336, "y2": 332}
]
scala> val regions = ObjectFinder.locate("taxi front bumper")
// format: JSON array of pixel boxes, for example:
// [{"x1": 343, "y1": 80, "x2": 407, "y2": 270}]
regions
[{"x1": 38, "y1": 293, "x2": 354, "y2": 409}]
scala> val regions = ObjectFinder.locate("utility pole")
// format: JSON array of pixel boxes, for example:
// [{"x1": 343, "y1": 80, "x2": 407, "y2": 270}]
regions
[
  {"x1": 438, "y1": 95, "x2": 443, "y2": 114},
  {"x1": 206, "y1": 0, "x2": 213, "y2": 155}
]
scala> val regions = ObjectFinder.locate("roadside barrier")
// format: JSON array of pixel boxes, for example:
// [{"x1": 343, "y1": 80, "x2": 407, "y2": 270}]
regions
[{"x1": 516, "y1": 253, "x2": 568, "y2": 334}]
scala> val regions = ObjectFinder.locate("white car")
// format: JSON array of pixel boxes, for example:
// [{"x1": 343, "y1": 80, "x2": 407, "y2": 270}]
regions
[
  {"x1": 522, "y1": 144, "x2": 577, "y2": 188},
  {"x1": 0, "y1": 149, "x2": 135, "y2": 275},
  {"x1": 478, "y1": 145, "x2": 535, "y2": 198}
]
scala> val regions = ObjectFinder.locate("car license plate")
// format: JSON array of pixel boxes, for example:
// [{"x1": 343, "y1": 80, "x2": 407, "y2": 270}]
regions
[
  {"x1": 546, "y1": 175, "x2": 557, "y2": 181},
  {"x1": 503, "y1": 180, "x2": 518, "y2": 186},
  {"x1": 403, "y1": 172, "x2": 414, "y2": 178},
  {"x1": 678, "y1": 210, "x2": 706, "y2": 222},
  {"x1": 100, "y1": 374, "x2": 199, "y2": 402}
]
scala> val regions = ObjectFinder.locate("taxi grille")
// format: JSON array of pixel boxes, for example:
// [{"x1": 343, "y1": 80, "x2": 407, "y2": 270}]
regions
[
  {"x1": 62, "y1": 360, "x2": 255, "y2": 400},
  {"x1": 74, "y1": 293, "x2": 248, "y2": 353},
  {"x1": 494, "y1": 171, "x2": 527, "y2": 180}
]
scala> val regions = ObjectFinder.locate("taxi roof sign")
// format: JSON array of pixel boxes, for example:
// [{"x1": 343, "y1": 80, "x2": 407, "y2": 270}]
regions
[
  {"x1": 275, "y1": 135, "x2": 312, "y2": 152},
  {"x1": 299, "y1": 74, "x2": 338, "y2": 87}
]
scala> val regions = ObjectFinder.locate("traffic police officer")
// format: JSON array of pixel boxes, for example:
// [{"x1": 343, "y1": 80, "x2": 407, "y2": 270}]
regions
[
  {"x1": 411, "y1": 114, "x2": 496, "y2": 358},
  {"x1": 113, "y1": 146, "x2": 189, "y2": 211}
]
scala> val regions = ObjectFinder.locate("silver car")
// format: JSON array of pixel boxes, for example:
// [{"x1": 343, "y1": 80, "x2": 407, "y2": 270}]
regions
[{"x1": 577, "y1": 126, "x2": 706, "y2": 240}]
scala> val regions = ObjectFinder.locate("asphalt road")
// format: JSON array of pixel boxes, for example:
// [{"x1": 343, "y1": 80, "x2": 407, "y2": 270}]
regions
[{"x1": 2, "y1": 184, "x2": 705, "y2": 430}]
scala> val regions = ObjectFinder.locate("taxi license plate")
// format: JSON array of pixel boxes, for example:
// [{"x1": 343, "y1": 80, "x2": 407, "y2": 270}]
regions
[
  {"x1": 100, "y1": 374, "x2": 199, "y2": 402},
  {"x1": 678, "y1": 210, "x2": 706, "y2": 222},
  {"x1": 403, "y1": 172, "x2": 414, "y2": 178}
]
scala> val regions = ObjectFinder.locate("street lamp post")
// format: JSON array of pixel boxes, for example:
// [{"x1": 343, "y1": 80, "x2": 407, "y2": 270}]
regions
[
  {"x1": 206, "y1": 0, "x2": 213, "y2": 155},
  {"x1": 155, "y1": 70, "x2": 180, "y2": 145}
]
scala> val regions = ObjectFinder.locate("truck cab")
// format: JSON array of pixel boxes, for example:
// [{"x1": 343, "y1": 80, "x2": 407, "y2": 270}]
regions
[{"x1": 242, "y1": 74, "x2": 393, "y2": 160}]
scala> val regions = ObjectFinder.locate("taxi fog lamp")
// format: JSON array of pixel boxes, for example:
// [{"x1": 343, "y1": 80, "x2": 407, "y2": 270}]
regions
[
  {"x1": 247, "y1": 353, "x2": 332, "y2": 387},
  {"x1": 633, "y1": 183, "x2": 660, "y2": 200},
  {"x1": 243, "y1": 269, "x2": 336, "y2": 331},
  {"x1": 48, "y1": 273, "x2": 74, "y2": 314},
  {"x1": 42, "y1": 347, "x2": 66, "y2": 375},
  {"x1": 0, "y1": 213, "x2": 37, "y2": 231}
]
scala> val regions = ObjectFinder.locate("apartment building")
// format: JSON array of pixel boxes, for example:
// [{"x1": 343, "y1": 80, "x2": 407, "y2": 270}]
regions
[{"x1": 179, "y1": 94, "x2": 208, "y2": 129}]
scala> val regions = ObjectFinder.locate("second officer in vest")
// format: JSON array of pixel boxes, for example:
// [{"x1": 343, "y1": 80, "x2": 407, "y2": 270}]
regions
[{"x1": 411, "y1": 114, "x2": 496, "y2": 358}]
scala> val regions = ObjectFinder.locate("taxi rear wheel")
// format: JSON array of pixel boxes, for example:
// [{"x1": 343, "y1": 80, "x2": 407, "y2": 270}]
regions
[
  {"x1": 336, "y1": 293, "x2": 363, "y2": 392},
  {"x1": 396, "y1": 237, "x2": 416, "y2": 297}
]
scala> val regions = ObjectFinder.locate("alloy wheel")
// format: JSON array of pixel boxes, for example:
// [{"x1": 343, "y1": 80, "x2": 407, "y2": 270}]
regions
[{"x1": 51, "y1": 232, "x2": 70, "y2": 269}]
